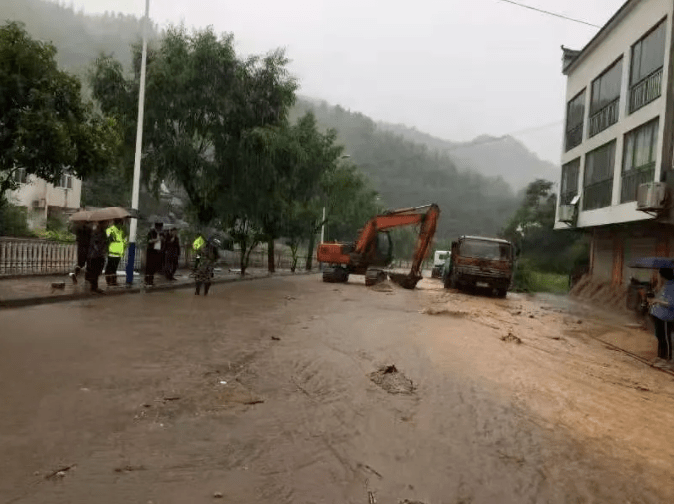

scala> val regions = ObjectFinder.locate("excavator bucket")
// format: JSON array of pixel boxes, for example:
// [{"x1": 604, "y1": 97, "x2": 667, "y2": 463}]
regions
[{"x1": 388, "y1": 272, "x2": 422, "y2": 290}]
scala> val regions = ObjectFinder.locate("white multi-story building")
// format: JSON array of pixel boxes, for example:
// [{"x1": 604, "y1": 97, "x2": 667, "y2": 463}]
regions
[
  {"x1": 555, "y1": 0, "x2": 674, "y2": 286},
  {"x1": 7, "y1": 168, "x2": 82, "y2": 230}
]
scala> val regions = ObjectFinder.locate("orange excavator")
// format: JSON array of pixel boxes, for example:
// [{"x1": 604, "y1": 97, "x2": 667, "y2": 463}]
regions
[{"x1": 316, "y1": 203, "x2": 440, "y2": 289}]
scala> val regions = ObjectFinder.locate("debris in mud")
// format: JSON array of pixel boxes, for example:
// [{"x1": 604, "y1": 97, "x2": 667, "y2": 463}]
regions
[
  {"x1": 636, "y1": 386, "x2": 650, "y2": 392},
  {"x1": 244, "y1": 399, "x2": 264, "y2": 405},
  {"x1": 528, "y1": 314, "x2": 535, "y2": 319},
  {"x1": 399, "y1": 500, "x2": 426, "y2": 504},
  {"x1": 500, "y1": 332, "x2": 522, "y2": 344},
  {"x1": 420, "y1": 306, "x2": 468, "y2": 317},
  {"x1": 213, "y1": 492, "x2": 224, "y2": 499},
  {"x1": 51, "y1": 282, "x2": 66, "y2": 289},
  {"x1": 45, "y1": 464, "x2": 76, "y2": 480},
  {"x1": 162, "y1": 396, "x2": 180, "y2": 402},
  {"x1": 369, "y1": 365, "x2": 415, "y2": 395},
  {"x1": 114, "y1": 465, "x2": 146, "y2": 473},
  {"x1": 271, "y1": 336, "x2": 281, "y2": 341},
  {"x1": 284, "y1": 295, "x2": 296, "y2": 300}
]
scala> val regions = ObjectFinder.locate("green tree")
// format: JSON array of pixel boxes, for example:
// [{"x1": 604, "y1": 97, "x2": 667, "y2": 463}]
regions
[
  {"x1": 0, "y1": 21, "x2": 119, "y2": 199},
  {"x1": 502, "y1": 179, "x2": 587, "y2": 275},
  {"x1": 90, "y1": 25, "x2": 297, "y2": 228}
]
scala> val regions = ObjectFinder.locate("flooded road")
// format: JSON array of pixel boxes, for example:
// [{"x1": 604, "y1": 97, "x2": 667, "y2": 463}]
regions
[{"x1": 1, "y1": 275, "x2": 674, "y2": 503}]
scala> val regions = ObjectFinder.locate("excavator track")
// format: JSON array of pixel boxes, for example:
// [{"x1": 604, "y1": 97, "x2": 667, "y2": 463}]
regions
[{"x1": 322, "y1": 266, "x2": 349, "y2": 283}]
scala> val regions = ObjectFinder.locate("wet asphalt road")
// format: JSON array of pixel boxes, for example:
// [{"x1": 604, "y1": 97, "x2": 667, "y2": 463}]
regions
[{"x1": 1, "y1": 274, "x2": 674, "y2": 504}]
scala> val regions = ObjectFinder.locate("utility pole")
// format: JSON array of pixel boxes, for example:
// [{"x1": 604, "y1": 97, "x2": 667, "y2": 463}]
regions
[{"x1": 126, "y1": 0, "x2": 150, "y2": 285}]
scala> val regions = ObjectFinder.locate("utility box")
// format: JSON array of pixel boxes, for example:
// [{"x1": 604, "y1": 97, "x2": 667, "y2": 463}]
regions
[{"x1": 636, "y1": 182, "x2": 668, "y2": 212}]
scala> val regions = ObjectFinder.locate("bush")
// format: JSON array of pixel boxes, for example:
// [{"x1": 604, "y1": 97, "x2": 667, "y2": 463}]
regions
[
  {"x1": 511, "y1": 258, "x2": 535, "y2": 293},
  {"x1": 33, "y1": 229, "x2": 76, "y2": 242},
  {"x1": 0, "y1": 200, "x2": 33, "y2": 237}
]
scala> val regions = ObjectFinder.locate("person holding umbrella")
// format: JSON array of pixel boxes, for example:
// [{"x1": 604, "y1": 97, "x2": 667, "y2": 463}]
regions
[
  {"x1": 85, "y1": 220, "x2": 109, "y2": 294},
  {"x1": 69, "y1": 219, "x2": 92, "y2": 284},
  {"x1": 650, "y1": 268, "x2": 674, "y2": 362},
  {"x1": 630, "y1": 257, "x2": 674, "y2": 363}
]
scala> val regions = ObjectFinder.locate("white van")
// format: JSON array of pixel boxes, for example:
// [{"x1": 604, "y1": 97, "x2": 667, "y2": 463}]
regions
[{"x1": 431, "y1": 250, "x2": 450, "y2": 278}]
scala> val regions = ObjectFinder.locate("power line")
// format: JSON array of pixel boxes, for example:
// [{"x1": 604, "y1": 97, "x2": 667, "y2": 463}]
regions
[
  {"x1": 496, "y1": 0, "x2": 601, "y2": 28},
  {"x1": 446, "y1": 120, "x2": 563, "y2": 152}
]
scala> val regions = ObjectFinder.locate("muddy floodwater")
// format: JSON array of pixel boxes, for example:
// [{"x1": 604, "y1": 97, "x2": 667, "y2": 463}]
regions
[{"x1": 1, "y1": 275, "x2": 674, "y2": 503}]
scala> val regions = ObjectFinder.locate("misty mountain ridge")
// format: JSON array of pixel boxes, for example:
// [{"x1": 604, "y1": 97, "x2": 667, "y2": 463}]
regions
[
  {"x1": 376, "y1": 121, "x2": 560, "y2": 191},
  {"x1": 5, "y1": 0, "x2": 529, "y2": 239}
]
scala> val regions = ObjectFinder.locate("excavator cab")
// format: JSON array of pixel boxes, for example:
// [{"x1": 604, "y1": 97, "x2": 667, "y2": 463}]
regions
[{"x1": 372, "y1": 231, "x2": 393, "y2": 267}]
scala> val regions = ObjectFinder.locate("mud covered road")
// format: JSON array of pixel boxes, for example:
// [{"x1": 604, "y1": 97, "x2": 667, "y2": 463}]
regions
[{"x1": 2, "y1": 275, "x2": 674, "y2": 503}]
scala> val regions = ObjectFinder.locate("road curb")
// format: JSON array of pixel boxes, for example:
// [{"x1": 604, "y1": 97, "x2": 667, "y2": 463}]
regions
[{"x1": 0, "y1": 271, "x2": 317, "y2": 310}]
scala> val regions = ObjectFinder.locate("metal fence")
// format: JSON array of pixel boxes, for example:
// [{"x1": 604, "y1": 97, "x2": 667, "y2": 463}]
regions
[
  {"x1": 0, "y1": 237, "x2": 433, "y2": 277},
  {"x1": 0, "y1": 237, "x2": 77, "y2": 276}
]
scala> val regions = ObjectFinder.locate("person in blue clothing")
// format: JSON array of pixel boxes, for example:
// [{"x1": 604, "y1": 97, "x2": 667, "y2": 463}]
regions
[{"x1": 649, "y1": 268, "x2": 674, "y2": 361}]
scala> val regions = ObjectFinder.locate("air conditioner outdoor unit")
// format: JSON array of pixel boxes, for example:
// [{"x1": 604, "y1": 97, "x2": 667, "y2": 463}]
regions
[
  {"x1": 636, "y1": 182, "x2": 668, "y2": 212},
  {"x1": 558, "y1": 204, "x2": 575, "y2": 223}
]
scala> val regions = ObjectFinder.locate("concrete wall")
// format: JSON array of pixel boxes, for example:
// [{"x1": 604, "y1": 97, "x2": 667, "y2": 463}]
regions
[
  {"x1": 555, "y1": 0, "x2": 673, "y2": 229},
  {"x1": 8, "y1": 175, "x2": 82, "y2": 229}
]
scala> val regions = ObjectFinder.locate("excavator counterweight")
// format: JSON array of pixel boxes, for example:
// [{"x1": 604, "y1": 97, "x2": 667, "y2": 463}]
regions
[{"x1": 316, "y1": 204, "x2": 440, "y2": 289}]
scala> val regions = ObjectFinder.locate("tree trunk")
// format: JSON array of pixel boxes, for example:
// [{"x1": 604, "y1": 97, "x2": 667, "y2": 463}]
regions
[
  {"x1": 267, "y1": 237, "x2": 275, "y2": 273},
  {"x1": 290, "y1": 242, "x2": 298, "y2": 273},
  {"x1": 239, "y1": 245, "x2": 246, "y2": 276},
  {"x1": 305, "y1": 232, "x2": 315, "y2": 271}
]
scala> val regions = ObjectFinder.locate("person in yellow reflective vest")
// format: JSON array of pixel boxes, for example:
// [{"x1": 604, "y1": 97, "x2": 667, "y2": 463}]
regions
[{"x1": 105, "y1": 219, "x2": 127, "y2": 286}]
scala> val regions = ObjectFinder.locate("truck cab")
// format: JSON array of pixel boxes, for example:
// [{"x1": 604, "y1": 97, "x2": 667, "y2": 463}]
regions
[{"x1": 443, "y1": 235, "x2": 514, "y2": 298}]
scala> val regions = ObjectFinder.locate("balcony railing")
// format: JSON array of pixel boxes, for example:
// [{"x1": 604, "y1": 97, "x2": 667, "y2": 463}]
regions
[
  {"x1": 560, "y1": 190, "x2": 578, "y2": 206},
  {"x1": 565, "y1": 124, "x2": 583, "y2": 151},
  {"x1": 620, "y1": 163, "x2": 655, "y2": 203},
  {"x1": 589, "y1": 98, "x2": 619, "y2": 137},
  {"x1": 583, "y1": 179, "x2": 613, "y2": 211},
  {"x1": 629, "y1": 67, "x2": 663, "y2": 113}
]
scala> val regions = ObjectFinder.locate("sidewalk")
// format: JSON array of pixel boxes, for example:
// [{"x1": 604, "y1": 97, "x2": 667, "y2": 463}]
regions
[{"x1": 0, "y1": 267, "x2": 312, "y2": 309}]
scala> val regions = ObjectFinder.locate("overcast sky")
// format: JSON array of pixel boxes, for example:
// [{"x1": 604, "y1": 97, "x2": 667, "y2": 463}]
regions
[{"x1": 67, "y1": 0, "x2": 627, "y2": 164}]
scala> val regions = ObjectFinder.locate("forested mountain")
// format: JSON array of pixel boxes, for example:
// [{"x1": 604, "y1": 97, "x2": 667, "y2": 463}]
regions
[
  {"x1": 2, "y1": 0, "x2": 159, "y2": 74},
  {"x1": 3, "y1": 0, "x2": 529, "y2": 240},
  {"x1": 377, "y1": 123, "x2": 560, "y2": 191},
  {"x1": 289, "y1": 99, "x2": 520, "y2": 239}
]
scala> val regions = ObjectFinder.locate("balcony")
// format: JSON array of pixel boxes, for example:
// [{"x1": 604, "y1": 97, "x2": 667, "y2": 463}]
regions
[
  {"x1": 621, "y1": 163, "x2": 655, "y2": 203},
  {"x1": 565, "y1": 124, "x2": 583, "y2": 151},
  {"x1": 583, "y1": 179, "x2": 613, "y2": 210},
  {"x1": 629, "y1": 67, "x2": 663, "y2": 113},
  {"x1": 589, "y1": 98, "x2": 619, "y2": 137}
]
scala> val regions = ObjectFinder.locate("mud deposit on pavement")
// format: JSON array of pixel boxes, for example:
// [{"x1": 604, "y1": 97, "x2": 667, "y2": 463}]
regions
[
  {"x1": 369, "y1": 364, "x2": 415, "y2": 395},
  {"x1": 2, "y1": 275, "x2": 674, "y2": 503}
]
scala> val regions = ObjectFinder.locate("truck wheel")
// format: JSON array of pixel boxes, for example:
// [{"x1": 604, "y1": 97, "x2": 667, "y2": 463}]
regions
[{"x1": 496, "y1": 288, "x2": 507, "y2": 298}]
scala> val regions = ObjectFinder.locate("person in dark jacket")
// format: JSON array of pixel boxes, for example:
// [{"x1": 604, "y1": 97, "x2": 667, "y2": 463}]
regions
[
  {"x1": 163, "y1": 227, "x2": 181, "y2": 281},
  {"x1": 69, "y1": 221, "x2": 92, "y2": 284},
  {"x1": 145, "y1": 222, "x2": 164, "y2": 286},
  {"x1": 85, "y1": 220, "x2": 109, "y2": 293}
]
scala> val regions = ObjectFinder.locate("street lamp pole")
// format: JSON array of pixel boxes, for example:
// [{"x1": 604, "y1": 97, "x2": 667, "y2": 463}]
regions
[{"x1": 126, "y1": 0, "x2": 150, "y2": 285}]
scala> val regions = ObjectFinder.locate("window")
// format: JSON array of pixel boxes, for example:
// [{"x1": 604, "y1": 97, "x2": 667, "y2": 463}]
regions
[
  {"x1": 560, "y1": 158, "x2": 580, "y2": 205},
  {"x1": 621, "y1": 117, "x2": 659, "y2": 202},
  {"x1": 56, "y1": 172, "x2": 73, "y2": 189},
  {"x1": 12, "y1": 168, "x2": 28, "y2": 184},
  {"x1": 630, "y1": 19, "x2": 666, "y2": 112},
  {"x1": 565, "y1": 90, "x2": 585, "y2": 151},
  {"x1": 589, "y1": 58, "x2": 622, "y2": 136},
  {"x1": 583, "y1": 140, "x2": 616, "y2": 210}
]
